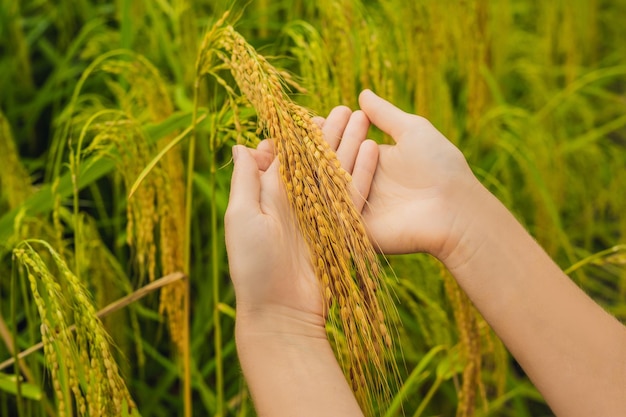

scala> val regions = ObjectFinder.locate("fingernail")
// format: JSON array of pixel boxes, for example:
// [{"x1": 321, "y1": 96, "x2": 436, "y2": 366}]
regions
[{"x1": 232, "y1": 145, "x2": 239, "y2": 163}]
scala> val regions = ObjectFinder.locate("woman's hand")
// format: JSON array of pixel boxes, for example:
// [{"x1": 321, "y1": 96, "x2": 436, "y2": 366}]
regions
[
  {"x1": 224, "y1": 106, "x2": 377, "y2": 336},
  {"x1": 224, "y1": 107, "x2": 374, "y2": 417},
  {"x1": 343, "y1": 91, "x2": 626, "y2": 416},
  {"x1": 323, "y1": 90, "x2": 482, "y2": 260},
  {"x1": 225, "y1": 139, "x2": 321, "y2": 318}
]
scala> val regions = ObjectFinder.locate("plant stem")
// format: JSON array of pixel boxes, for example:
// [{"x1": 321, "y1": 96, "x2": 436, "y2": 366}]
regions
[
  {"x1": 10, "y1": 264, "x2": 24, "y2": 417},
  {"x1": 182, "y1": 78, "x2": 199, "y2": 417},
  {"x1": 412, "y1": 376, "x2": 443, "y2": 417},
  {"x1": 210, "y1": 114, "x2": 224, "y2": 417}
]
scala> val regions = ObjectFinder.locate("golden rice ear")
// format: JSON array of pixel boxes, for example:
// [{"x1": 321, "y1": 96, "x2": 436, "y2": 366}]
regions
[
  {"x1": 198, "y1": 21, "x2": 401, "y2": 414},
  {"x1": 442, "y1": 266, "x2": 482, "y2": 417},
  {"x1": 14, "y1": 241, "x2": 137, "y2": 416},
  {"x1": 72, "y1": 53, "x2": 188, "y2": 355}
]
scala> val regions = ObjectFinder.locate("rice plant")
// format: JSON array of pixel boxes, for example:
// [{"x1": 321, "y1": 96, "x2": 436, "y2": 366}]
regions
[{"x1": 1, "y1": 0, "x2": 625, "y2": 416}]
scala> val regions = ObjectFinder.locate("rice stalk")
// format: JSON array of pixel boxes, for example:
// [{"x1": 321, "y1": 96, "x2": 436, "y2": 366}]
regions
[
  {"x1": 355, "y1": 13, "x2": 394, "y2": 104},
  {"x1": 282, "y1": 20, "x2": 340, "y2": 114},
  {"x1": 462, "y1": 0, "x2": 490, "y2": 135},
  {"x1": 84, "y1": 113, "x2": 159, "y2": 283},
  {"x1": 13, "y1": 240, "x2": 137, "y2": 416},
  {"x1": 318, "y1": 0, "x2": 357, "y2": 107},
  {"x1": 441, "y1": 268, "x2": 481, "y2": 417},
  {"x1": 197, "y1": 16, "x2": 400, "y2": 414},
  {"x1": 191, "y1": 12, "x2": 252, "y2": 416},
  {"x1": 72, "y1": 53, "x2": 189, "y2": 355}
]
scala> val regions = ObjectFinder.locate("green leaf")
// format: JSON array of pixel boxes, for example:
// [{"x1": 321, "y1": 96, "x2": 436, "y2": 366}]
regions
[
  {"x1": 0, "y1": 373, "x2": 43, "y2": 401},
  {"x1": 384, "y1": 345, "x2": 446, "y2": 417},
  {"x1": 436, "y1": 345, "x2": 464, "y2": 380}
]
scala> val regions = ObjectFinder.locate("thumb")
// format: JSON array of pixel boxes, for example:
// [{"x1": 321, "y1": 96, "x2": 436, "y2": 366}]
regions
[
  {"x1": 358, "y1": 89, "x2": 411, "y2": 142},
  {"x1": 228, "y1": 145, "x2": 261, "y2": 215}
]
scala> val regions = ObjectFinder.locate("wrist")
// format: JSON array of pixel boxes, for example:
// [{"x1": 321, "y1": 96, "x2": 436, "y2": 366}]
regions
[
  {"x1": 235, "y1": 305, "x2": 365, "y2": 417},
  {"x1": 436, "y1": 178, "x2": 497, "y2": 269},
  {"x1": 235, "y1": 304, "x2": 328, "y2": 343}
]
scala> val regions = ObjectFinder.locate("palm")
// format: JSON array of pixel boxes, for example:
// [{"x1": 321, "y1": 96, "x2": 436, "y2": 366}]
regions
[
  {"x1": 226, "y1": 156, "x2": 323, "y2": 320},
  {"x1": 362, "y1": 140, "x2": 468, "y2": 256},
  {"x1": 331, "y1": 90, "x2": 477, "y2": 259},
  {"x1": 226, "y1": 105, "x2": 377, "y2": 322},
  {"x1": 256, "y1": 162, "x2": 324, "y2": 317}
]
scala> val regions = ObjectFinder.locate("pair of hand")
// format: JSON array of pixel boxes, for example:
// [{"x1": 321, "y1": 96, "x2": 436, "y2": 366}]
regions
[{"x1": 225, "y1": 90, "x2": 478, "y2": 331}]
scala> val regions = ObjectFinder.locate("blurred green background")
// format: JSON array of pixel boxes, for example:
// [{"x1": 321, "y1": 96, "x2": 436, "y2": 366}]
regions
[{"x1": 1, "y1": 0, "x2": 625, "y2": 416}]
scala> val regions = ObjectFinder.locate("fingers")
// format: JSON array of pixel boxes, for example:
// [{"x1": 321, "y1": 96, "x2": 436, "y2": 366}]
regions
[
  {"x1": 316, "y1": 106, "x2": 375, "y2": 212},
  {"x1": 350, "y1": 139, "x2": 378, "y2": 213},
  {"x1": 256, "y1": 138, "x2": 275, "y2": 154},
  {"x1": 227, "y1": 145, "x2": 261, "y2": 216},
  {"x1": 312, "y1": 116, "x2": 325, "y2": 128},
  {"x1": 321, "y1": 106, "x2": 351, "y2": 150},
  {"x1": 358, "y1": 89, "x2": 411, "y2": 141},
  {"x1": 250, "y1": 139, "x2": 275, "y2": 171},
  {"x1": 336, "y1": 110, "x2": 370, "y2": 174}
]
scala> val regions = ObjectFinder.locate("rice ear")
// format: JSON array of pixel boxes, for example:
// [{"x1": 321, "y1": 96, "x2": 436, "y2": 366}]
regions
[{"x1": 198, "y1": 20, "x2": 401, "y2": 414}]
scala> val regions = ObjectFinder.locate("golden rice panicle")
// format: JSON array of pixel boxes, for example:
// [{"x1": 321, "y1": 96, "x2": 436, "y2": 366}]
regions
[
  {"x1": 104, "y1": 54, "x2": 188, "y2": 353},
  {"x1": 15, "y1": 248, "x2": 76, "y2": 417},
  {"x1": 86, "y1": 117, "x2": 159, "y2": 283},
  {"x1": 442, "y1": 266, "x2": 482, "y2": 417},
  {"x1": 157, "y1": 174, "x2": 187, "y2": 351},
  {"x1": 155, "y1": 116, "x2": 187, "y2": 353},
  {"x1": 282, "y1": 21, "x2": 341, "y2": 114},
  {"x1": 14, "y1": 241, "x2": 137, "y2": 416},
  {"x1": 319, "y1": 0, "x2": 357, "y2": 107},
  {"x1": 77, "y1": 52, "x2": 188, "y2": 354},
  {"x1": 200, "y1": 20, "x2": 400, "y2": 413},
  {"x1": 281, "y1": 93, "x2": 399, "y2": 414}
]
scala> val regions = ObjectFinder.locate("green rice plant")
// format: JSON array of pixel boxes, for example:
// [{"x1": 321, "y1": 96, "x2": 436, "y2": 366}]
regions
[
  {"x1": 281, "y1": 20, "x2": 340, "y2": 114},
  {"x1": 12, "y1": 240, "x2": 138, "y2": 416},
  {"x1": 0, "y1": 111, "x2": 32, "y2": 211},
  {"x1": 195, "y1": 15, "x2": 401, "y2": 414},
  {"x1": 1, "y1": 0, "x2": 625, "y2": 416}
]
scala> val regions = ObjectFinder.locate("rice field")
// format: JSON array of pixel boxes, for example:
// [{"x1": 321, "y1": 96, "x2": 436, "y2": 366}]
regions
[{"x1": 1, "y1": 0, "x2": 626, "y2": 416}]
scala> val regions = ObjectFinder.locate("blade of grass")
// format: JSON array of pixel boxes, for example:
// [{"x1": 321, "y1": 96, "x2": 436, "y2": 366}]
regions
[
  {"x1": 564, "y1": 245, "x2": 626, "y2": 275},
  {"x1": 0, "y1": 373, "x2": 42, "y2": 401},
  {"x1": 384, "y1": 345, "x2": 446, "y2": 417}
]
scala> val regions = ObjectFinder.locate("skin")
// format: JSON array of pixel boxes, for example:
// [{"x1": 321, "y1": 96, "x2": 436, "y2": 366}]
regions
[
  {"x1": 225, "y1": 90, "x2": 626, "y2": 416},
  {"x1": 225, "y1": 106, "x2": 375, "y2": 417}
]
